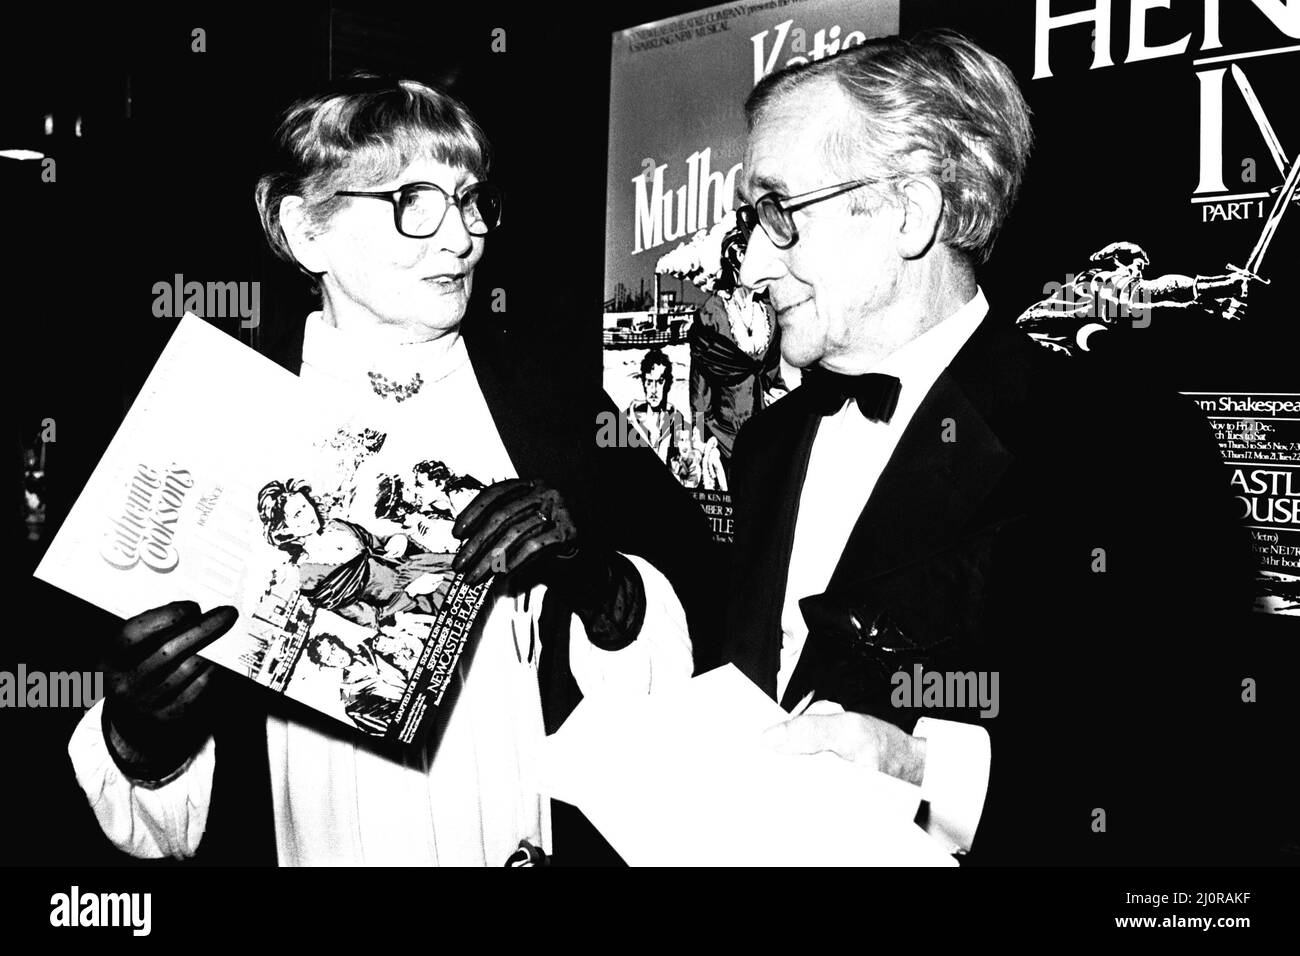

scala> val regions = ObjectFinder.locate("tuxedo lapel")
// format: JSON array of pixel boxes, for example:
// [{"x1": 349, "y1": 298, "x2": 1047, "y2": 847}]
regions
[
  {"x1": 827, "y1": 370, "x2": 1012, "y2": 590},
  {"x1": 725, "y1": 387, "x2": 822, "y2": 699},
  {"x1": 827, "y1": 315, "x2": 1033, "y2": 592}
]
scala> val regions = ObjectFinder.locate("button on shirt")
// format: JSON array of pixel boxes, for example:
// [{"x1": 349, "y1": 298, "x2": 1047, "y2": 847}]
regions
[{"x1": 779, "y1": 288, "x2": 993, "y2": 854}]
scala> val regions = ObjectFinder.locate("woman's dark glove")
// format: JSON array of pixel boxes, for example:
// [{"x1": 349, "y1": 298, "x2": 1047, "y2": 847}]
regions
[
  {"x1": 452, "y1": 478, "x2": 646, "y2": 650},
  {"x1": 101, "y1": 601, "x2": 236, "y2": 783}
]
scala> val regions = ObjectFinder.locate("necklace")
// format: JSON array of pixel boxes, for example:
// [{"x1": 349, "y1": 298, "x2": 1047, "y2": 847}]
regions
[{"x1": 367, "y1": 370, "x2": 425, "y2": 403}]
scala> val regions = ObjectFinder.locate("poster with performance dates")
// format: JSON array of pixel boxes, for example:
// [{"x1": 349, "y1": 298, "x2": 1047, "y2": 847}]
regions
[
  {"x1": 943, "y1": 2, "x2": 1300, "y2": 623},
  {"x1": 1184, "y1": 392, "x2": 1300, "y2": 617}
]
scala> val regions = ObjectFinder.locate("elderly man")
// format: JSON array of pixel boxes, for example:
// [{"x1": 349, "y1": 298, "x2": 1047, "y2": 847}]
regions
[{"x1": 722, "y1": 32, "x2": 1260, "y2": 865}]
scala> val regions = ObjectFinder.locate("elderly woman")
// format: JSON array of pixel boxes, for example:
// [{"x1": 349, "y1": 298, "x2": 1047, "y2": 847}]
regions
[{"x1": 68, "y1": 75, "x2": 708, "y2": 866}]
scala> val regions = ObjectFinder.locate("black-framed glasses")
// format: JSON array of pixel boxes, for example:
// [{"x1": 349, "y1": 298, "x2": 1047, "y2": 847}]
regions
[
  {"x1": 334, "y1": 181, "x2": 504, "y2": 239},
  {"x1": 735, "y1": 179, "x2": 880, "y2": 250}
]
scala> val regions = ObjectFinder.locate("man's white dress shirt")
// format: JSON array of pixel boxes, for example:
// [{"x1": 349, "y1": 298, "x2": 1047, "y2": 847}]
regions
[
  {"x1": 68, "y1": 312, "x2": 693, "y2": 865},
  {"x1": 779, "y1": 288, "x2": 994, "y2": 854}
]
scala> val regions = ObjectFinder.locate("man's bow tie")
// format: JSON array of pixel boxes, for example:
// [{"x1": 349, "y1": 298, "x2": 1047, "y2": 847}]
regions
[{"x1": 801, "y1": 366, "x2": 902, "y2": 422}]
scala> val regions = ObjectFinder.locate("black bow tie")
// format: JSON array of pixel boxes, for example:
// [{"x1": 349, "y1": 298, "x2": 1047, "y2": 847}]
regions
[{"x1": 801, "y1": 367, "x2": 902, "y2": 422}]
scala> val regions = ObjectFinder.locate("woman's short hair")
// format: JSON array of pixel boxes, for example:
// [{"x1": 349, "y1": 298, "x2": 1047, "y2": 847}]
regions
[
  {"x1": 255, "y1": 74, "x2": 492, "y2": 273},
  {"x1": 745, "y1": 30, "x2": 1033, "y2": 264}
]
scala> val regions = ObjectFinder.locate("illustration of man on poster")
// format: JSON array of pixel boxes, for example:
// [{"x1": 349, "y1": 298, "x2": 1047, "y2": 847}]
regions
[
  {"x1": 373, "y1": 624, "x2": 425, "y2": 679},
  {"x1": 374, "y1": 462, "x2": 488, "y2": 554},
  {"x1": 1015, "y1": 241, "x2": 1259, "y2": 356},
  {"x1": 304, "y1": 631, "x2": 408, "y2": 735},
  {"x1": 623, "y1": 348, "x2": 687, "y2": 465}
]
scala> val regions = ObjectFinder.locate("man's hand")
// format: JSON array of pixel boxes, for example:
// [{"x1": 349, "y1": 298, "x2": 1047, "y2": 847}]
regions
[
  {"x1": 1196, "y1": 267, "x2": 1257, "y2": 301},
  {"x1": 1196, "y1": 266, "x2": 1263, "y2": 321},
  {"x1": 762, "y1": 701, "x2": 928, "y2": 786},
  {"x1": 103, "y1": 601, "x2": 237, "y2": 781}
]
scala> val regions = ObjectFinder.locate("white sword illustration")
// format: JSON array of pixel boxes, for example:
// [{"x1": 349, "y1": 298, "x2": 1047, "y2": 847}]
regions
[{"x1": 1223, "y1": 148, "x2": 1300, "y2": 321}]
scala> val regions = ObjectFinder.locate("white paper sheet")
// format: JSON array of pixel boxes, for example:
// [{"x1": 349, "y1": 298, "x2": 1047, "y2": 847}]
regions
[{"x1": 540, "y1": 664, "x2": 957, "y2": 866}]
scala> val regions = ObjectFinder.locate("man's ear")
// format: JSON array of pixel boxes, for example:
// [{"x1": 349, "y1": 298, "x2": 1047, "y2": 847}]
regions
[
  {"x1": 894, "y1": 175, "x2": 945, "y2": 260},
  {"x1": 279, "y1": 196, "x2": 329, "y2": 275}
]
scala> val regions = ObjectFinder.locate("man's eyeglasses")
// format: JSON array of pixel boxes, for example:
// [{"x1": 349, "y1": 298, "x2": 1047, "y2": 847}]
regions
[
  {"x1": 334, "y1": 181, "x2": 504, "y2": 239},
  {"x1": 735, "y1": 179, "x2": 881, "y2": 250}
]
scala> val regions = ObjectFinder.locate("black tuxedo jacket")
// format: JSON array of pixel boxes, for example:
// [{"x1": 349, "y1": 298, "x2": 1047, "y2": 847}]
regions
[
  {"x1": 118, "y1": 315, "x2": 710, "y2": 867},
  {"x1": 722, "y1": 312, "x2": 1265, "y2": 865}
]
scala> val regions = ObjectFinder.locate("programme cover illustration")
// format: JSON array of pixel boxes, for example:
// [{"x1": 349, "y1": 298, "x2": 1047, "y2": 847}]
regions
[{"x1": 35, "y1": 315, "x2": 492, "y2": 744}]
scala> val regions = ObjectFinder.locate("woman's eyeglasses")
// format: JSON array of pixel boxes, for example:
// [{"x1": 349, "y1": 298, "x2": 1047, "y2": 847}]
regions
[
  {"x1": 334, "y1": 181, "x2": 504, "y2": 239},
  {"x1": 735, "y1": 179, "x2": 881, "y2": 250}
]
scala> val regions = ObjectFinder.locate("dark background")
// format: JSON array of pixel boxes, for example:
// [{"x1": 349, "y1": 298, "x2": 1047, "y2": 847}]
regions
[{"x1": 3, "y1": 0, "x2": 1295, "y2": 866}]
